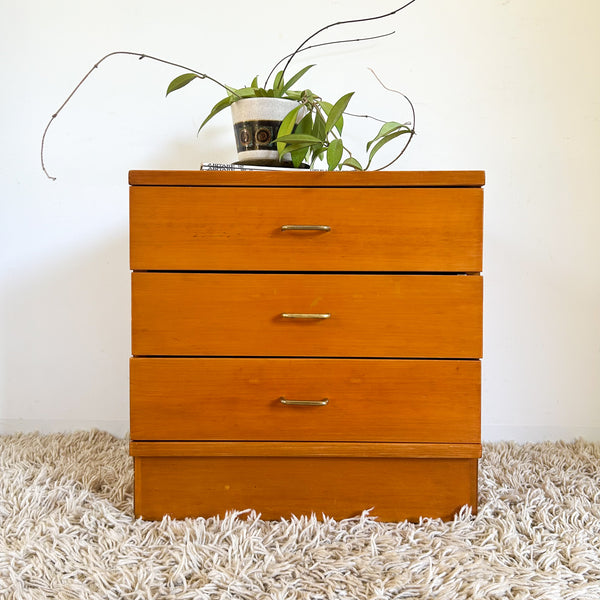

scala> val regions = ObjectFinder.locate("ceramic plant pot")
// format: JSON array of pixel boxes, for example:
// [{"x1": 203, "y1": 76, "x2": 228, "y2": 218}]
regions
[{"x1": 230, "y1": 97, "x2": 304, "y2": 166}]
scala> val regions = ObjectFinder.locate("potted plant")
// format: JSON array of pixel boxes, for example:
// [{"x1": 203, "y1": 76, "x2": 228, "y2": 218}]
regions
[
  {"x1": 166, "y1": 63, "x2": 414, "y2": 171},
  {"x1": 41, "y1": 3, "x2": 417, "y2": 179}
]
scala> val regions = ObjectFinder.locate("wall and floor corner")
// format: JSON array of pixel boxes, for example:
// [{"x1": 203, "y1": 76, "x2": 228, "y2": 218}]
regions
[{"x1": 1, "y1": 0, "x2": 599, "y2": 442}]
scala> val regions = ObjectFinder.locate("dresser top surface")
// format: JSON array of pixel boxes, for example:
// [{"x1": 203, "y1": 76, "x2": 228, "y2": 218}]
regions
[{"x1": 129, "y1": 170, "x2": 485, "y2": 188}]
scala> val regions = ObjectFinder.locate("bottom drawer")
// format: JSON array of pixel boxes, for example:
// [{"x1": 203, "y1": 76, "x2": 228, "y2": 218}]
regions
[
  {"x1": 131, "y1": 442, "x2": 479, "y2": 521},
  {"x1": 130, "y1": 358, "x2": 481, "y2": 443}
]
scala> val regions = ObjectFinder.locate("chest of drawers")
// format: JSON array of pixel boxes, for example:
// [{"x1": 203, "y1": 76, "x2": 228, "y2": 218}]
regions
[{"x1": 129, "y1": 170, "x2": 484, "y2": 521}]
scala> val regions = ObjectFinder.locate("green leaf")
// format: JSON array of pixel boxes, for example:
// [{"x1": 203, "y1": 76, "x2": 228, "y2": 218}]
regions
[
  {"x1": 340, "y1": 157, "x2": 363, "y2": 171},
  {"x1": 273, "y1": 70, "x2": 284, "y2": 97},
  {"x1": 273, "y1": 70, "x2": 284, "y2": 88},
  {"x1": 251, "y1": 75, "x2": 259, "y2": 88},
  {"x1": 320, "y1": 101, "x2": 343, "y2": 134},
  {"x1": 295, "y1": 112, "x2": 313, "y2": 135},
  {"x1": 166, "y1": 73, "x2": 199, "y2": 96},
  {"x1": 366, "y1": 129, "x2": 412, "y2": 167},
  {"x1": 273, "y1": 133, "x2": 322, "y2": 145},
  {"x1": 285, "y1": 90, "x2": 302, "y2": 101},
  {"x1": 282, "y1": 142, "x2": 322, "y2": 153},
  {"x1": 325, "y1": 92, "x2": 354, "y2": 135},
  {"x1": 281, "y1": 64, "x2": 315, "y2": 93},
  {"x1": 197, "y1": 95, "x2": 235, "y2": 132},
  {"x1": 276, "y1": 106, "x2": 302, "y2": 155},
  {"x1": 326, "y1": 139, "x2": 344, "y2": 171},
  {"x1": 312, "y1": 111, "x2": 326, "y2": 141},
  {"x1": 232, "y1": 87, "x2": 261, "y2": 98},
  {"x1": 291, "y1": 146, "x2": 309, "y2": 167},
  {"x1": 375, "y1": 120, "x2": 404, "y2": 137},
  {"x1": 277, "y1": 142, "x2": 322, "y2": 160},
  {"x1": 366, "y1": 121, "x2": 411, "y2": 151},
  {"x1": 302, "y1": 89, "x2": 317, "y2": 106},
  {"x1": 290, "y1": 113, "x2": 313, "y2": 167}
]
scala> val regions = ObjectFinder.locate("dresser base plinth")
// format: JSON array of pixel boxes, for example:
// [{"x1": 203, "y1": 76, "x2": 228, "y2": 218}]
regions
[{"x1": 133, "y1": 454, "x2": 478, "y2": 522}]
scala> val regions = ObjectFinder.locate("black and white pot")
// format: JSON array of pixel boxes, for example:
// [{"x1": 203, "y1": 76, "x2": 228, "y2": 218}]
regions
[{"x1": 230, "y1": 97, "x2": 304, "y2": 166}]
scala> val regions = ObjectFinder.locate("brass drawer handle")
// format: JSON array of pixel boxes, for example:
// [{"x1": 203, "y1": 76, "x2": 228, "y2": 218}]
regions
[
  {"x1": 281, "y1": 313, "x2": 331, "y2": 319},
  {"x1": 281, "y1": 225, "x2": 331, "y2": 232},
  {"x1": 279, "y1": 397, "x2": 329, "y2": 406}
]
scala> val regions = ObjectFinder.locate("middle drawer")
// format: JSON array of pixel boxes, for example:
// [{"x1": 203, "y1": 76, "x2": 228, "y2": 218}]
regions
[{"x1": 131, "y1": 273, "x2": 482, "y2": 358}]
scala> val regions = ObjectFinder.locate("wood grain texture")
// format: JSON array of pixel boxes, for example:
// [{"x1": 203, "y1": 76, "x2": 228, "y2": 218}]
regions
[
  {"x1": 129, "y1": 170, "x2": 485, "y2": 188},
  {"x1": 133, "y1": 455, "x2": 479, "y2": 521},
  {"x1": 130, "y1": 358, "x2": 481, "y2": 443},
  {"x1": 129, "y1": 441, "x2": 482, "y2": 458},
  {"x1": 131, "y1": 272, "x2": 483, "y2": 358},
  {"x1": 130, "y1": 186, "x2": 483, "y2": 272}
]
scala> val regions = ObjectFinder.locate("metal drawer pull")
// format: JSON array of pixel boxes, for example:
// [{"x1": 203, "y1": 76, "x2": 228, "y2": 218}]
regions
[
  {"x1": 281, "y1": 225, "x2": 331, "y2": 232},
  {"x1": 279, "y1": 397, "x2": 329, "y2": 406},
  {"x1": 281, "y1": 313, "x2": 331, "y2": 319}
]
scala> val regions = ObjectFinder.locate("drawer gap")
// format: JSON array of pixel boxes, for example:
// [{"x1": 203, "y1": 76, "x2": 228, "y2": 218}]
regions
[
  {"x1": 131, "y1": 355, "x2": 482, "y2": 360},
  {"x1": 132, "y1": 270, "x2": 480, "y2": 276}
]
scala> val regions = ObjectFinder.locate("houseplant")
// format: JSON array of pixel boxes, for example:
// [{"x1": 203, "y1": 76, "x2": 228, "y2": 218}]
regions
[
  {"x1": 166, "y1": 64, "x2": 414, "y2": 171},
  {"x1": 40, "y1": 2, "x2": 417, "y2": 179}
]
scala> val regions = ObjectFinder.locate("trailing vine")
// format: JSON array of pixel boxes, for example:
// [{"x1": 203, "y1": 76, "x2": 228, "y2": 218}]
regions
[{"x1": 41, "y1": 2, "x2": 418, "y2": 179}]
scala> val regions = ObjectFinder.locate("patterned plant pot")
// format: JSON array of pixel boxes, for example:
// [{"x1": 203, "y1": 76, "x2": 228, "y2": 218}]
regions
[{"x1": 230, "y1": 97, "x2": 304, "y2": 166}]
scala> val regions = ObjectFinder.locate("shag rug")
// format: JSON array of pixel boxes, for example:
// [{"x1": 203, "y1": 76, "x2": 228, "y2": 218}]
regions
[{"x1": 1, "y1": 432, "x2": 599, "y2": 600}]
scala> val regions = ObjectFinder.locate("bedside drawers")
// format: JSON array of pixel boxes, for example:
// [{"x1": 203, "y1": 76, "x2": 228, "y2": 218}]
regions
[{"x1": 129, "y1": 170, "x2": 484, "y2": 522}]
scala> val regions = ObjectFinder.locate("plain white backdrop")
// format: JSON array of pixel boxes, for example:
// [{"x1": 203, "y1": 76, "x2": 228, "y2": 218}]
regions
[{"x1": 1, "y1": 0, "x2": 599, "y2": 441}]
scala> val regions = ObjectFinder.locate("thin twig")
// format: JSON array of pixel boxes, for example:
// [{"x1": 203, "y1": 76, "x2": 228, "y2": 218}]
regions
[
  {"x1": 367, "y1": 68, "x2": 416, "y2": 171},
  {"x1": 264, "y1": 31, "x2": 395, "y2": 88},
  {"x1": 279, "y1": 0, "x2": 418, "y2": 79},
  {"x1": 41, "y1": 51, "x2": 234, "y2": 180},
  {"x1": 344, "y1": 112, "x2": 388, "y2": 124}
]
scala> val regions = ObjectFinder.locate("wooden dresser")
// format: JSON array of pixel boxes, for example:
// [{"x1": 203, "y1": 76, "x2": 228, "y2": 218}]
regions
[{"x1": 129, "y1": 170, "x2": 484, "y2": 521}]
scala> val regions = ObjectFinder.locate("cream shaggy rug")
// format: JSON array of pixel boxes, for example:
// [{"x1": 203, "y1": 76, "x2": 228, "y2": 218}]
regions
[{"x1": 1, "y1": 431, "x2": 599, "y2": 599}]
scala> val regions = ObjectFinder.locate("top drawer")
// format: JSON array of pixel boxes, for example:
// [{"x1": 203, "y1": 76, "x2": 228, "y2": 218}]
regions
[{"x1": 130, "y1": 186, "x2": 483, "y2": 272}]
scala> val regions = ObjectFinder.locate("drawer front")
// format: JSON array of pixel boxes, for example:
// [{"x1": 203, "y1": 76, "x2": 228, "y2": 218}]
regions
[
  {"x1": 133, "y1": 454, "x2": 479, "y2": 521},
  {"x1": 131, "y1": 273, "x2": 483, "y2": 358},
  {"x1": 130, "y1": 186, "x2": 483, "y2": 272},
  {"x1": 130, "y1": 358, "x2": 481, "y2": 443}
]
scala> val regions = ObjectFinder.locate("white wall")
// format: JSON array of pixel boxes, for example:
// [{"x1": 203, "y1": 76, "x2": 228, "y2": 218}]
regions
[{"x1": 1, "y1": 0, "x2": 599, "y2": 441}]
